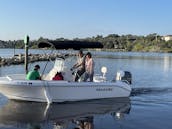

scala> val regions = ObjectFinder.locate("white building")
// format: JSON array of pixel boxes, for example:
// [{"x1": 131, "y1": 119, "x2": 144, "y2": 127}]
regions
[{"x1": 162, "y1": 35, "x2": 172, "y2": 41}]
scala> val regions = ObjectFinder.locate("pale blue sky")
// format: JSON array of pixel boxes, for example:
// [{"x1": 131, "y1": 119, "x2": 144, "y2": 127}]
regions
[{"x1": 0, "y1": 0, "x2": 172, "y2": 41}]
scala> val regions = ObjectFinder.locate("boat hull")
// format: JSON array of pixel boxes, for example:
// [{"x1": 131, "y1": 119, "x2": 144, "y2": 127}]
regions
[{"x1": 0, "y1": 79, "x2": 131, "y2": 103}]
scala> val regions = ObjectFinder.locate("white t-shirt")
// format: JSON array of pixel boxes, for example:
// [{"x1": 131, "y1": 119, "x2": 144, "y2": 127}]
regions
[{"x1": 85, "y1": 58, "x2": 94, "y2": 74}]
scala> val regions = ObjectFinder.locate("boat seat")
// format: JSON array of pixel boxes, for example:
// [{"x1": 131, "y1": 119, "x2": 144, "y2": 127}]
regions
[{"x1": 93, "y1": 74, "x2": 106, "y2": 82}]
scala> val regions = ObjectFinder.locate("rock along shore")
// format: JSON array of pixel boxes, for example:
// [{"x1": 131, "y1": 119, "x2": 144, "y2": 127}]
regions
[{"x1": 0, "y1": 53, "x2": 71, "y2": 67}]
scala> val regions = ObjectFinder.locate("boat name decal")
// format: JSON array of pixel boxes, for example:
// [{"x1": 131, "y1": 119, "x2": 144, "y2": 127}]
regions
[
  {"x1": 96, "y1": 88, "x2": 113, "y2": 91},
  {"x1": 17, "y1": 82, "x2": 32, "y2": 86}
]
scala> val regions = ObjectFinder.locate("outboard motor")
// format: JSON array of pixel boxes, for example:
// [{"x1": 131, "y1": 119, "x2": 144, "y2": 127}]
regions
[{"x1": 116, "y1": 71, "x2": 132, "y2": 84}]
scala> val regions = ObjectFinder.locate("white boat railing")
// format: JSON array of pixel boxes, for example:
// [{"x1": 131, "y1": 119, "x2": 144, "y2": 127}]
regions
[{"x1": 5, "y1": 74, "x2": 26, "y2": 80}]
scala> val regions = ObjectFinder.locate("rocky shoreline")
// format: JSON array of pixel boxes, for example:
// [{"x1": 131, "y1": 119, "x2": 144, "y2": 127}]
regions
[{"x1": 0, "y1": 53, "x2": 70, "y2": 67}]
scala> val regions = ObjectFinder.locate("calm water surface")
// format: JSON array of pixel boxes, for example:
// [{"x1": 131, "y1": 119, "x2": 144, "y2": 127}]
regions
[{"x1": 0, "y1": 49, "x2": 172, "y2": 129}]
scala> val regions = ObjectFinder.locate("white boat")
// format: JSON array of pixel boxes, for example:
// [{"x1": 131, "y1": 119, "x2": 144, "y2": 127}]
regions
[{"x1": 0, "y1": 40, "x2": 132, "y2": 103}]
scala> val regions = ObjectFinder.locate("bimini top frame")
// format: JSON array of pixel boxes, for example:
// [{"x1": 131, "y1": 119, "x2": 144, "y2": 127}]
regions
[{"x1": 38, "y1": 40, "x2": 103, "y2": 50}]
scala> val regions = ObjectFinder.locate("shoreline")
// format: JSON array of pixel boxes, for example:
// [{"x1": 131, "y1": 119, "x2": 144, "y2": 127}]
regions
[
  {"x1": 1, "y1": 51, "x2": 172, "y2": 67},
  {"x1": 0, "y1": 53, "x2": 71, "y2": 67}
]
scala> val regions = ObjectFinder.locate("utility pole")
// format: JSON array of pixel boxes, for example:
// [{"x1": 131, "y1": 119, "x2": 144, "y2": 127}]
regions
[
  {"x1": 24, "y1": 35, "x2": 29, "y2": 74},
  {"x1": 13, "y1": 42, "x2": 15, "y2": 57}
]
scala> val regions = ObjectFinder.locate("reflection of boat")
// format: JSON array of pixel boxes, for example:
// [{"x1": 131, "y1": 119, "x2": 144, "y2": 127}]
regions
[
  {"x1": 0, "y1": 98, "x2": 131, "y2": 128},
  {"x1": 0, "y1": 40, "x2": 132, "y2": 103}
]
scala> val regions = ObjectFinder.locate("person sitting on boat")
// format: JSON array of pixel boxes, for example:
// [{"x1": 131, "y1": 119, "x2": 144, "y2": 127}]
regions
[
  {"x1": 52, "y1": 72, "x2": 64, "y2": 80},
  {"x1": 83, "y1": 52, "x2": 94, "y2": 82},
  {"x1": 26, "y1": 65, "x2": 41, "y2": 80},
  {"x1": 71, "y1": 50, "x2": 85, "y2": 82}
]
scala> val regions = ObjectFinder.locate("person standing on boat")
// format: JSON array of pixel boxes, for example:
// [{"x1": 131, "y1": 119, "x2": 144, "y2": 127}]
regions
[
  {"x1": 83, "y1": 52, "x2": 94, "y2": 82},
  {"x1": 26, "y1": 65, "x2": 41, "y2": 80},
  {"x1": 71, "y1": 50, "x2": 85, "y2": 82}
]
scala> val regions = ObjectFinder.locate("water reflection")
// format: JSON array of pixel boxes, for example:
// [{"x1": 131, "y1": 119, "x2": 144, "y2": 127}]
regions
[
  {"x1": 72, "y1": 116, "x2": 94, "y2": 129},
  {"x1": 0, "y1": 98, "x2": 131, "y2": 129},
  {"x1": 163, "y1": 55, "x2": 171, "y2": 72}
]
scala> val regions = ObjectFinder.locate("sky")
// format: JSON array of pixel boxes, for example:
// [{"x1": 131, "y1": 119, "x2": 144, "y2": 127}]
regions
[{"x1": 0, "y1": 0, "x2": 172, "y2": 41}]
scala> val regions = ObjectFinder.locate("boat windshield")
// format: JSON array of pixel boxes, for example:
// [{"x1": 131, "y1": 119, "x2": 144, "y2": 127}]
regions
[{"x1": 54, "y1": 58, "x2": 65, "y2": 72}]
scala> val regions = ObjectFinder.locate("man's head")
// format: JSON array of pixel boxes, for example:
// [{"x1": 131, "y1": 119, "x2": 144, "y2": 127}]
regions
[
  {"x1": 34, "y1": 65, "x2": 40, "y2": 70},
  {"x1": 86, "y1": 52, "x2": 92, "y2": 58},
  {"x1": 78, "y1": 50, "x2": 83, "y2": 57}
]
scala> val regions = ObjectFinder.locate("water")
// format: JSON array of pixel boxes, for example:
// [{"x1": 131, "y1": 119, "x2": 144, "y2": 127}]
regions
[{"x1": 0, "y1": 49, "x2": 172, "y2": 129}]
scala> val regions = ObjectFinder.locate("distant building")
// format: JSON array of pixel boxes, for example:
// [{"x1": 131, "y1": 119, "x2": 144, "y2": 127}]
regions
[{"x1": 162, "y1": 35, "x2": 172, "y2": 41}]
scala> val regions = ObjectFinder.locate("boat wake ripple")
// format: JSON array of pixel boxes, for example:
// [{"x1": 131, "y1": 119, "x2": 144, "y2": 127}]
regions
[{"x1": 131, "y1": 87, "x2": 172, "y2": 96}]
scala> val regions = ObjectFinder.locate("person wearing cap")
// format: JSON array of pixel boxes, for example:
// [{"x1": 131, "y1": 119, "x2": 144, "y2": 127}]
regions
[
  {"x1": 71, "y1": 50, "x2": 85, "y2": 82},
  {"x1": 26, "y1": 65, "x2": 41, "y2": 80}
]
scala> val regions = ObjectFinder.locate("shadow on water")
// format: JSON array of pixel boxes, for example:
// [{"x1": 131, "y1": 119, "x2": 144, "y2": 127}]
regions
[{"x1": 0, "y1": 97, "x2": 131, "y2": 129}]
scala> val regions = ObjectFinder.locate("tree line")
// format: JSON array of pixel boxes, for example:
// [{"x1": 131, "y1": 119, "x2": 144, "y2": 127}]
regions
[{"x1": 1, "y1": 33, "x2": 172, "y2": 52}]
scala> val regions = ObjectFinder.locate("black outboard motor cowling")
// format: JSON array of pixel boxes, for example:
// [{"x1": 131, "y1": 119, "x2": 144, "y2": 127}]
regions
[
  {"x1": 116, "y1": 71, "x2": 132, "y2": 84},
  {"x1": 122, "y1": 71, "x2": 132, "y2": 84}
]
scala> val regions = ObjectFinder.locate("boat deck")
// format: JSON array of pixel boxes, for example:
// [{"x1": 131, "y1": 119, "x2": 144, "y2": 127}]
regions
[{"x1": 0, "y1": 74, "x2": 108, "y2": 83}]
